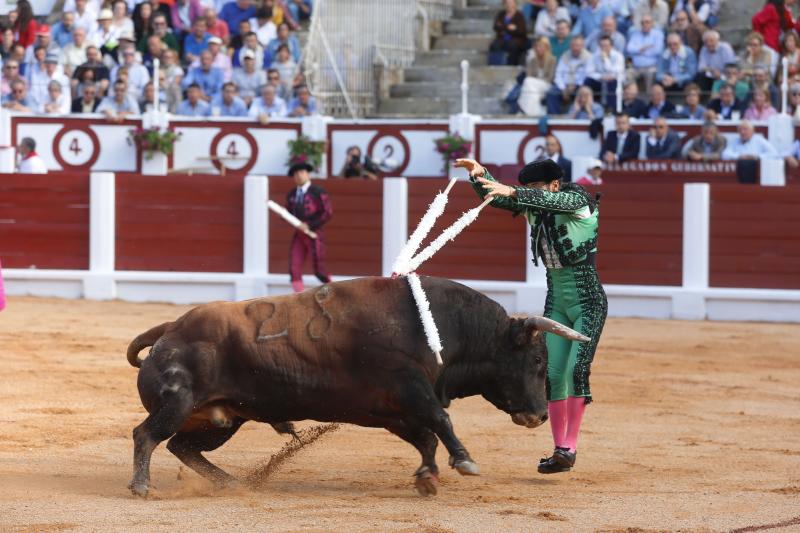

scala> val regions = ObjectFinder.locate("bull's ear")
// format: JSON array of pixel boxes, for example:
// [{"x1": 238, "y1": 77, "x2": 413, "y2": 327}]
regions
[
  {"x1": 525, "y1": 316, "x2": 590, "y2": 343},
  {"x1": 512, "y1": 318, "x2": 542, "y2": 346}
]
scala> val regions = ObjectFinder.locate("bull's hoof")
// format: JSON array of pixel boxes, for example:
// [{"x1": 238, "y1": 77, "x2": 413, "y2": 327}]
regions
[
  {"x1": 128, "y1": 481, "x2": 149, "y2": 498},
  {"x1": 452, "y1": 459, "x2": 480, "y2": 476},
  {"x1": 413, "y1": 467, "x2": 439, "y2": 497}
]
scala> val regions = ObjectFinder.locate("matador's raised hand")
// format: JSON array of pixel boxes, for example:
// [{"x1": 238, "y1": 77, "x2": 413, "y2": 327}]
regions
[{"x1": 454, "y1": 158, "x2": 485, "y2": 177}]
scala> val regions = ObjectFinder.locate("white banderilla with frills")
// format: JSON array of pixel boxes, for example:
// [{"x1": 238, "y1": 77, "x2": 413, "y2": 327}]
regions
[{"x1": 392, "y1": 177, "x2": 494, "y2": 365}]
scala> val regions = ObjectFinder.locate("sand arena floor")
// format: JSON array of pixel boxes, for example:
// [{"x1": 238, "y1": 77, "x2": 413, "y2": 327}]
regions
[{"x1": 0, "y1": 296, "x2": 798, "y2": 533}]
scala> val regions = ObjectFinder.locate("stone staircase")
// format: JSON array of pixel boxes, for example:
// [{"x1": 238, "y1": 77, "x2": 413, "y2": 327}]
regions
[{"x1": 376, "y1": 0, "x2": 517, "y2": 117}]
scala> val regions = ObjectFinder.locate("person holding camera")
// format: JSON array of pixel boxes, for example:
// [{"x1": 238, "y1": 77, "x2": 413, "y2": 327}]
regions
[{"x1": 338, "y1": 145, "x2": 378, "y2": 180}]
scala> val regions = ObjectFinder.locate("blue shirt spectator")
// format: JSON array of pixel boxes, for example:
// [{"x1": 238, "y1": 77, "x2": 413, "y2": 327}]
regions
[
  {"x1": 183, "y1": 23, "x2": 212, "y2": 63},
  {"x1": 182, "y1": 51, "x2": 224, "y2": 100},
  {"x1": 267, "y1": 22, "x2": 301, "y2": 63},
  {"x1": 552, "y1": 39, "x2": 591, "y2": 90},
  {"x1": 697, "y1": 32, "x2": 736, "y2": 80},
  {"x1": 722, "y1": 122, "x2": 778, "y2": 160},
  {"x1": 626, "y1": 18, "x2": 664, "y2": 70},
  {"x1": 211, "y1": 84, "x2": 249, "y2": 117},
  {"x1": 248, "y1": 84, "x2": 288, "y2": 118},
  {"x1": 656, "y1": 34, "x2": 697, "y2": 89},
  {"x1": 572, "y1": 0, "x2": 612, "y2": 38},
  {"x1": 177, "y1": 84, "x2": 212, "y2": 116},
  {"x1": 51, "y1": 14, "x2": 76, "y2": 48},
  {"x1": 287, "y1": 86, "x2": 318, "y2": 116},
  {"x1": 219, "y1": 0, "x2": 256, "y2": 37}
]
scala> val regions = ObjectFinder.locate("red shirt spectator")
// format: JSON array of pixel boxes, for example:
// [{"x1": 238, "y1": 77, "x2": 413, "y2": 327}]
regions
[
  {"x1": 204, "y1": 8, "x2": 230, "y2": 42},
  {"x1": 13, "y1": 0, "x2": 39, "y2": 48},
  {"x1": 752, "y1": 0, "x2": 798, "y2": 52}
]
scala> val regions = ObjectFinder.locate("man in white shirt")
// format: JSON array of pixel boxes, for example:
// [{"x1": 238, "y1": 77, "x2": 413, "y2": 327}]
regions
[
  {"x1": 584, "y1": 35, "x2": 625, "y2": 109},
  {"x1": 722, "y1": 121, "x2": 778, "y2": 161},
  {"x1": 30, "y1": 53, "x2": 70, "y2": 111},
  {"x1": 72, "y1": 0, "x2": 100, "y2": 34},
  {"x1": 17, "y1": 137, "x2": 48, "y2": 174},
  {"x1": 248, "y1": 83, "x2": 287, "y2": 121},
  {"x1": 60, "y1": 26, "x2": 89, "y2": 77},
  {"x1": 39, "y1": 79, "x2": 71, "y2": 114},
  {"x1": 546, "y1": 35, "x2": 591, "y2": 114}
]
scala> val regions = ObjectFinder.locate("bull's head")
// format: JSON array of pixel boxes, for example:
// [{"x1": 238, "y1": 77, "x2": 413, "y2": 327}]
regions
[{"x1": 479, "y1": 316, "x2": 589, "y2": 429}]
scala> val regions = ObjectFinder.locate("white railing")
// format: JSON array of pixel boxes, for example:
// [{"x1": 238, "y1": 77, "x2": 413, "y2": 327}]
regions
[{"x1": 304, "y1": 0, "x2": 451, "y2": 117}]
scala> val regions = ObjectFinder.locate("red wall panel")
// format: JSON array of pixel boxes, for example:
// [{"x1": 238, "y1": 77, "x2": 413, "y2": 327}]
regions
[
  {"x1": 407, "y1": 179, "x2": 527, "y2": 281},
  {"x1": 0, "y1": 173, "x2": 90, "y2": 269},
  {"x1": 268, "y1": 178, "x2": 383, "y2": 277},
  {"x1": 115, "y1": 174, "x2": 243, "y2": 272},
  {"x1": 583, "y1": 184, "x2": 684, "y2": 286},
  {"x1": 710, "y1": 185, "x2": 800, "y2": 289}
]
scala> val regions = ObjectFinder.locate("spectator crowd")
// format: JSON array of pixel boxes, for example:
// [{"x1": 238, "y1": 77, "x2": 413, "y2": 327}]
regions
[
  {"x1": 497, "y1": 0, "x2": 800, "y2": 126},
  {"x1": 1, "y1": 0, "x2": 317, "y2": 119}
]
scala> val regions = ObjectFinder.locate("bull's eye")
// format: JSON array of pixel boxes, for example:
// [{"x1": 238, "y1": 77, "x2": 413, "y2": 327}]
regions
[{"x1": 534, "y1": 356, "x2": 542, "y2": 365}]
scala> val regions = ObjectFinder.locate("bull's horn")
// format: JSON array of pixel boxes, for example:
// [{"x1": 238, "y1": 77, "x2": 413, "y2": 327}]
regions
[{"x1": 525, "y1": 316, "x2": 591, "y2": 343}]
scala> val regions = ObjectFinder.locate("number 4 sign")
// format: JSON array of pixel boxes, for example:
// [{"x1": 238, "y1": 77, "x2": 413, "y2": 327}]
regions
[
  {"x1": 208, "y1": 131, "x2": 257, "y2": 174},
  {"x1": 52, "y1": 126, "x2": 101, "y2": 170}
]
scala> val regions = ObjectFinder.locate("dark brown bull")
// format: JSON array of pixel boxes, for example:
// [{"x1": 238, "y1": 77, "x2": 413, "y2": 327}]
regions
[{"x1": 126, "y1": 276, "x2": 587, "y2": 497}]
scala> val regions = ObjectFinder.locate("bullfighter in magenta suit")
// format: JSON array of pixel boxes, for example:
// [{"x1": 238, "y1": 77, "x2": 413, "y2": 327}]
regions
[{"x1": 286, "y1": 161, "x2": 333, "y2": 293}]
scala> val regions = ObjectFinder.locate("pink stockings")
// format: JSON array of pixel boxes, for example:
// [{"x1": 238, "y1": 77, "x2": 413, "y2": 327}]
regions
[{"x1": 547, "y1": 396, "x2": 587, "y2": 453}]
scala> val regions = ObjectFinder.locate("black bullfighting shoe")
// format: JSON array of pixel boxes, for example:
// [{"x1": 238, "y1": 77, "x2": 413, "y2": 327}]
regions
[
  {"x1": 537, "y1": 447, "x2": 574, "y2": 474},
  {"x1": 553, "y1": 447, "x2": 576, "y2": 468}
]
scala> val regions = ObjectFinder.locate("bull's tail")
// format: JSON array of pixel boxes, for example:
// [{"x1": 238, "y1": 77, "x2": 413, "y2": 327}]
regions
[{"x1": 126, "y1": 322, "x2": 171, "y2": 368}]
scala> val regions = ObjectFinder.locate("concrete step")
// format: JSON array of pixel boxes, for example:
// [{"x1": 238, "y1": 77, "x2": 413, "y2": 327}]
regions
[
  {"x1": 404, "y1": 65, "x2": 519, "y2": 83},
  {"x1": 390, "y1": 82, "x2": 505, "y2": 98},
  {"x1": 433, "y1": 34, "x2": 493, "y2": 51},
  {"x1": 414, "y1": 49, "x2": 488, "y2": 66},
  {"x1": 377, "y1": 96, "x2": 506, "y2": 116},
  {"x1": 444, "y1": 18, "x2": 494, "y2": 34},
  {"x1": 453, "y1": 6, "x2": 497, "y2": 19}
]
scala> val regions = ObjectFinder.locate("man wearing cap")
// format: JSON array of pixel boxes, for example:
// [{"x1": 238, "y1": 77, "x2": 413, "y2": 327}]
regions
[
  {"x1": 30, "y1": 51, "x2": 70, "y2": 110},
  {"x1": 205, "y1": 36, "x2": 233, "y2": 81},
  {"x1": 286, "y1": 161, "x2": 333, "y2": 293},
  {"x1": 23, "y1": 25, "x2": 61, "y2": 66},
  {"x1": 456, "y1": 156, "x2": 606, "y2": 476},
  {"x1": 232, "y1": 48, "x2": 266, "y2": 105},
  {"x1": 575, "y1": 159, "x2": 604, "y2": 185},
  {"x1": 91, "y1": 8, "x2": 120, "y2": 53}
]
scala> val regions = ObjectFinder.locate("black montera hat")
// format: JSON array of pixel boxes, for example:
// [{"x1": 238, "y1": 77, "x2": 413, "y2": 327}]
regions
[
  {"x1": 288, "y1": 161, "x2": 314, "y2": 176},
  {"x1": 518, "y1": 158, "x2": 564, "y2": 185}
]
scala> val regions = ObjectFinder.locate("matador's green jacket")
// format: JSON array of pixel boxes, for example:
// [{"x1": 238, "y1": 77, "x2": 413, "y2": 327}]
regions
[{"x1": 469, "y1": 170, "x2": 599, "y2": 268}]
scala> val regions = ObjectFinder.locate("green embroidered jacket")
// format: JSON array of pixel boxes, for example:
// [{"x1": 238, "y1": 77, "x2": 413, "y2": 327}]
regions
[{"x1": 469, "y1": 170, "x2": 599, "y2": 268}]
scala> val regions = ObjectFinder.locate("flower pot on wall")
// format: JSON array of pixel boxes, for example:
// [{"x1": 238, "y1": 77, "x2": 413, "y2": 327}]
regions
[{"x1": 141, "y1": 152, "x2": 168, "y2": 176}]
